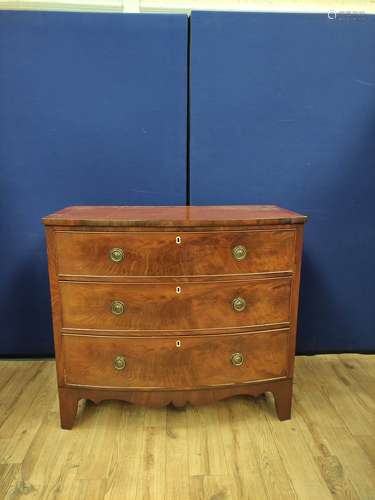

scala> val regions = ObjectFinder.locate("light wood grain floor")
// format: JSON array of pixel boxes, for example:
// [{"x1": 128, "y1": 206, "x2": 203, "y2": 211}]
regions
[{"x1": 0, "y1": 354, "x2": 374, "y2": 499}]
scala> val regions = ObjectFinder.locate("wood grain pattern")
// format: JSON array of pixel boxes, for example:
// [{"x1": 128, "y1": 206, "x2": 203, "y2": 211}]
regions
[
  {"x1": 1, "y1": 355, "x2": 375, "y2": 500},
  {"x1": 59, "y1": 278, "x2": 291, "y2": 332},
  {"x1": 43, "y1": 205, "x2": 306, "y2": 429},
  {"x1": 287, "y1": 223, "x2": 304, "y2": 378},
  {"x1": 55, "y1": 228, "x2": 296, "y2": 277},
  {"x1": 45, "y1": 227, "x2": 65, "y2": 386},
  {"x1": 57, "y1": 379, "x2": 293, "y2": 430},
  {"x1": 61, "y1": 329, "x2": 289, "y2": 390},
  {"x1": 42, "y1": 205, "x2": 307, "y2": 227}
]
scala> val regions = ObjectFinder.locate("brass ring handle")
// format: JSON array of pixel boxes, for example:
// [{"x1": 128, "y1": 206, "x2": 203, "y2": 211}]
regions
[
  {"x1": 232, "y1": 296, "x2": 247, "y2": 312},
  {"x1": 113, "y1": 355, "x2": 126, "y2": 370},
  {"x1": 231, "y1": 352, "x2": 244, "y2": 367},
  {"x1": 111, "y1": 300, "x2": 125, "y2": 315},
  {"x1": 110, "y1": 248, "x2": 124, "y2": 263},
  {"x1": 232, "y1": 245, "x2": 247, "y2": 261}
]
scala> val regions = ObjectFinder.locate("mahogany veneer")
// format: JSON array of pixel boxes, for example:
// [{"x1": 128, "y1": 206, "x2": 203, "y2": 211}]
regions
[
  {"x1": 43, "y1": 205, "x2": 307, "y2": 429},
  {"x1": 55, "y1": 228, "x2": 296, "y2": 277},
  {"x1": 59, "y1": 278, "x2": 291, "y2": 332}
]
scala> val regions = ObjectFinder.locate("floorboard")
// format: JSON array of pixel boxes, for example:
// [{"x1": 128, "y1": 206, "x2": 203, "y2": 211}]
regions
[{"x1": 0, "y1": 355, "x2": 374, "y2": 499}]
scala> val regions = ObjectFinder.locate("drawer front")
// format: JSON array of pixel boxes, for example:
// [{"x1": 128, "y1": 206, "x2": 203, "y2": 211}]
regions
[
  {"x1": 62, "y1": 330, "x2": 289, "y2": 389},
  {"x1": 60, "y1": 278, "x2": 291, "y2": 332},
  {"x1": 55, "y1": 229, "x2": 295, "y2": 277}
]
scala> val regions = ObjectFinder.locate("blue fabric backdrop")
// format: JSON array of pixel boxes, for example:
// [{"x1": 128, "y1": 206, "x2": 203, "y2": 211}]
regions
[
  {"x1": 0, "y1": 11, "x2": 187, "y2": 356},
  {"x1": 190, "y1": 12, "x2": 375, "y2": 353},
  {"x1": 1, "y1": 11, "x2": 374, "y2": 356}
]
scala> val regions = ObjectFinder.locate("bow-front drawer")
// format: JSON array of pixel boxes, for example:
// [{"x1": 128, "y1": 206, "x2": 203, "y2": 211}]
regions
[
  {"x1": 55, "y1": 229, "x2": 295, "y2": 278},
  {"x1": 62, "y1": 329, "x2": 289, "y2": 389},
  {"x1": 59, "y1": 277, "x2": 291, "y2": 332}
]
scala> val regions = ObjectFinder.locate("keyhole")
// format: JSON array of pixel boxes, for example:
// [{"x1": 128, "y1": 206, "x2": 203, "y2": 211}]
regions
[
  {"x1": 176, "y1": 236, "x2": 182, "y2": 244},
  {"x1": 176, "y1": 340, "x2": 181, "y2": 348},
  {"x1": 176, "y1": 286, "x2": 182, "y2": 294}
]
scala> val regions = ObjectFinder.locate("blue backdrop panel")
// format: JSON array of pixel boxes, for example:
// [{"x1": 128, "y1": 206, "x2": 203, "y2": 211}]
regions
[
  {"x1": 0, "y1": 11, "x2": 187, "y2": 356},
  {"x1": 190, "y1": 12, "x2": 375, "y2": 353}
]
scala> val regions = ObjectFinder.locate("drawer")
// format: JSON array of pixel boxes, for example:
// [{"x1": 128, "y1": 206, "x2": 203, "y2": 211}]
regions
[
  {"x1": 55, "y1": 229, "x2": 295, "y2": 277},
  {"x1": 60, "y1": 278, "x2": 291, "y2": 332},
  {"x1": 62, "y1": 329, "x2": 290, "y2": 389}
]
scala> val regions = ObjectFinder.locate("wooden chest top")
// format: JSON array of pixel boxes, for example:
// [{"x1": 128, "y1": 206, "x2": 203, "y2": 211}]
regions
[{"x1": 42, "y1": 205, "x2": 307, "y2": 227}]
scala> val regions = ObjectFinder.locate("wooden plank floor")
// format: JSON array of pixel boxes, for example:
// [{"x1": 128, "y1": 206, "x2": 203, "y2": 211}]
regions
[{"x1": 0, "y1": 354, "x2": 374, "y2": 499}]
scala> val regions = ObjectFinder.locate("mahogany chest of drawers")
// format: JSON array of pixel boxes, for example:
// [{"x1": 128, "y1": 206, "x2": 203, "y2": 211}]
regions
[{"x1": 42, "y1": 205, "x2": 307, "y2": 429}]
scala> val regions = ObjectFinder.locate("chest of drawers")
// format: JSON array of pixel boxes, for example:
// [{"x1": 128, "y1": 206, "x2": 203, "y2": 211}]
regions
[{"x1": 42, "y1": 205, "x2": 307, "y2": 429}]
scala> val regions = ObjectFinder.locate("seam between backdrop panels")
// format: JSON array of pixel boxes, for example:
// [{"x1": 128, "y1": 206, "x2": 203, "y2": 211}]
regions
[{"x1": 186, "y1": 14, "x2": 191, "y2": 205}]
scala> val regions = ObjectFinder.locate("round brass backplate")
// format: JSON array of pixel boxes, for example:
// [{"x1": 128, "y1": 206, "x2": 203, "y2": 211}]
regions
[
  {"x1": 232, "y1": 245, "x2": 247, "y2": 261},
  {"x1": 113, "y1": 355, "x2": 126, "y2": 370},
  {"x1": 111, "y1": 300, "x2": 125, "y2": 315},
  {"x1": 231, "y1": 352, "x2": 244, "y2": 366},
  {"x1": 110, "y1": 248, "x2": 124, "y2": 263},
  {"x1": 232, "y1": 296, "x2": 247, "y2": 312}
]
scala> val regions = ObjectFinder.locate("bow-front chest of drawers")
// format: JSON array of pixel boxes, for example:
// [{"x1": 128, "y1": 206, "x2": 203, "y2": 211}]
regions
[{"x1": 42, "y1": 205, "x2": 307, "y2": 429}]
